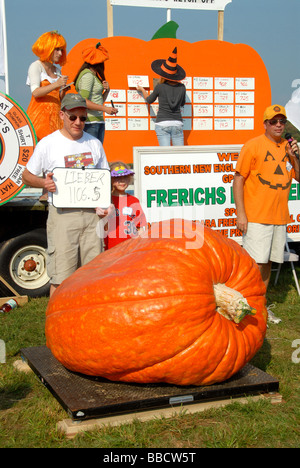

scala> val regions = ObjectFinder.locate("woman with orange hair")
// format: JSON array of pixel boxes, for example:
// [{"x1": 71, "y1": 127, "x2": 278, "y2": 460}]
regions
[
  {"x1": 26, "y1": 31, "x2": 69, "y2": 141},
  {"x1": 74, "y1": 42, "x2": 118, "y2": 144}
]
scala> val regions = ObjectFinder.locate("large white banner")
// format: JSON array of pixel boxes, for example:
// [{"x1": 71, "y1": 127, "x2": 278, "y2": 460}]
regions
[
  {"x1": 134, "y1": 146, "x2": 300, "y2": 243},
  {"x1": 110, "y1": 0, "x2": 232, "y2": 12}
]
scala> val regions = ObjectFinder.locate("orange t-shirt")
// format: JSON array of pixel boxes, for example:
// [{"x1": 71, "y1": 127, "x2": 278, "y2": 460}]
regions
[{"x1": 235, "y1": 134, "x2": 295, "y2": 225}]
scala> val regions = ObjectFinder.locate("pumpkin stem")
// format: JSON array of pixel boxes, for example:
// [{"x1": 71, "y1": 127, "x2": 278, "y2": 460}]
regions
[{"x1": 213, "y1": 283, "x2": 256, "y2": 324}]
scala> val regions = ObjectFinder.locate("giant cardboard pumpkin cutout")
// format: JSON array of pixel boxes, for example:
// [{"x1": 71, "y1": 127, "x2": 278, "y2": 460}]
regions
[{"x1": 62, "y1": 37, "x2": 271, "y2": 163}]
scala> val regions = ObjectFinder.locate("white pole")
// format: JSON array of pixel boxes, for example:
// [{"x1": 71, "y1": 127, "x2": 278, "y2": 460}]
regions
[
  {"x1": 167, "y1": 8, "x2": 171, "y2": 22},
  {"x1": 1, "y1": 0, "x2": 8, "y2": 94}
]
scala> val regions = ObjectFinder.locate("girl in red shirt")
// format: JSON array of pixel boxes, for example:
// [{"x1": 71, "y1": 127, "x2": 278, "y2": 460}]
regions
[{"x1": 104, "y1": 161, "x2": 147, "y2": 250}]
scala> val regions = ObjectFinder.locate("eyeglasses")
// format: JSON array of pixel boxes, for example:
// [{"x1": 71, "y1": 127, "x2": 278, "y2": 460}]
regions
[
  {"x1": 65, "y1": 112, "x2": 87, "y2": 122},
  {"x1": 268, "y1": 118, "x2": 287, "y2": 126}
]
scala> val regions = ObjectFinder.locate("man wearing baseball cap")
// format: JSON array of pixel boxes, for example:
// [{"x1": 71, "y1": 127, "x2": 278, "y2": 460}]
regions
[
  {"x1": 233, "y1": 105, "x2": 300, "y2": 323},
  {"x1": 22, "y1": 93, "x2": 110, "y2": 296}
]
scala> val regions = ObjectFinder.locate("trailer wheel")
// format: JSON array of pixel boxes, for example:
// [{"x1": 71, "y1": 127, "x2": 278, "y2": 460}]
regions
[{"x1": 0, "y1": 229, "x2": 50, "y2": 297}]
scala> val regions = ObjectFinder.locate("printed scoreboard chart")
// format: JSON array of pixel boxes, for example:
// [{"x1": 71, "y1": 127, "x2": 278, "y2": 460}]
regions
[
  {"x1": 134, "y1": 146, "x2": 300, "y2": 243},
  {"x1": 105, "y1": 75, "x2": 255, "y2": 134},
  {"x1": 0, "y1": 93, "x2": 36, "y2": 205}
]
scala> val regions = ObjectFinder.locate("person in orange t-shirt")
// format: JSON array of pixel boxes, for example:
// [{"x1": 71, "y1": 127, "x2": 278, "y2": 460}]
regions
[{"x1": 233, "y1": 105, "x2": 300, "y2": 322}]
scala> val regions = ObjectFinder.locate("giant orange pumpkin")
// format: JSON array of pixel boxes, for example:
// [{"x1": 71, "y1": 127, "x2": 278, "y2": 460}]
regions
[{"x1": 45, "y1": 220, "x2": 267, "y2": 386}]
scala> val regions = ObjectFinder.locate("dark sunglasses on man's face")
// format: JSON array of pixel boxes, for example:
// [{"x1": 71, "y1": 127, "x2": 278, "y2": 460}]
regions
[
  {"x1": 268, "y1": 118, "x2": 287, "y2": 126},
  {"x1": 65, "y1": 112, "x2": 87, "y2": 122}
]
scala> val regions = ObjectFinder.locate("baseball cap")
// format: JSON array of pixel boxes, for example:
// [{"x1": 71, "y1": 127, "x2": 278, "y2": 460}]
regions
[
  {"x1": 61, "y1": 93, "x2": 87, "y2": 110},
  {"x1": 263, "y1": 104, "x2": 287, "y2": 122}
]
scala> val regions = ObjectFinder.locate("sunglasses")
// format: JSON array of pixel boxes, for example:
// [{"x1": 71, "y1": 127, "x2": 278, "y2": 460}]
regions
[
  {"x1": 268, "y1": 118, "x2": 287, "y2": 126},
  {"x1": 65, "y1": 112, "x2": 87, "y2": 122}
]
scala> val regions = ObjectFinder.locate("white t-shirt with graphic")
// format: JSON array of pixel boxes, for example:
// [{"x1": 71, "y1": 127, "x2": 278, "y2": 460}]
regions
[{"x1": 26, "y1": 130, "x2": 109, "y2": 204}]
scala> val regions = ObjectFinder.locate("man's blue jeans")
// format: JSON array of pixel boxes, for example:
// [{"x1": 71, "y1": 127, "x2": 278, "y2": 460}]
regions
[{"x1": 155, "y1": 124, "x2": 184, "y2": 146}]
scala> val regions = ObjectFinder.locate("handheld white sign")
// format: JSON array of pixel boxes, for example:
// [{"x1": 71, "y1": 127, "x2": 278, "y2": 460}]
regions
[{"x1": 52, "y1": 168, "x2": 111, "y2": 209}]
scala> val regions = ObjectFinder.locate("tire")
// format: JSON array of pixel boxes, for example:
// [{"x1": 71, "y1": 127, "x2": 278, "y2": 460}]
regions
[{"x1": 0, "y1": 228, "x2": 50, "y2": 297}]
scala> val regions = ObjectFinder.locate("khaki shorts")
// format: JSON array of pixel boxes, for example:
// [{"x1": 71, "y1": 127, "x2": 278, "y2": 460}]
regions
[
  {"x1": 243, "y1": 222, "x2": 286, "y2": 264},
  {"x1": 47, "y1": 205, "x2": 103, "y2": 285}
]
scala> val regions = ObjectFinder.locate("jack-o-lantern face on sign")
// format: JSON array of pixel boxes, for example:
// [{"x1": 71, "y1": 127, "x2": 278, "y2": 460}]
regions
[{"x1": 257, "y1": 149, "x2": 291, "y2": 190}]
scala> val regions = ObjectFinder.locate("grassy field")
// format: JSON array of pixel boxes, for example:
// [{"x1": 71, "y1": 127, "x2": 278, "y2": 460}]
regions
[{"x1": 0, "y1": 264, "x2": 299, "y2": 448}]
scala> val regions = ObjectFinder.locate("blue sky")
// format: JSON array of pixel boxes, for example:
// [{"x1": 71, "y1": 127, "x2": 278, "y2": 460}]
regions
[{"x1": 4, "y1": 0, "x2": 300, "y2": 112}]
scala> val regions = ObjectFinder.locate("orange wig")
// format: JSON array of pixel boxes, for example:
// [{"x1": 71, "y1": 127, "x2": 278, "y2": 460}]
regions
[{"x1": 32, "y1": 31, "x2": 67, "y2": 65}]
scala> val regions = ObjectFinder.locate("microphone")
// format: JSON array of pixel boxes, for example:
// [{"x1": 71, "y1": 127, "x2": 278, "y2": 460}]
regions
[{"x1": 285, "y1": 133, "x2": 299, "y2": 160}]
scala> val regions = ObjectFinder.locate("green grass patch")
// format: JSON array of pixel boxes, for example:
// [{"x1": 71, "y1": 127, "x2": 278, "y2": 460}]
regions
[{"x1": 0, "y1": 264, "x2": 299, "y2": 448}]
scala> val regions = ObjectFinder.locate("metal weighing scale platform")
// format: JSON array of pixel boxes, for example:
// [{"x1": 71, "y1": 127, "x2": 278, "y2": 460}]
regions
[{"x1": 21, "y1": 345, "x2": 280, "y2": 424}]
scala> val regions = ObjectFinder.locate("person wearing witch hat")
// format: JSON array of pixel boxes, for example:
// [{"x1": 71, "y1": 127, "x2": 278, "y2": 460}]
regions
[{"x1": 137, "y1": 47, "x2": 186, "y2": 146}]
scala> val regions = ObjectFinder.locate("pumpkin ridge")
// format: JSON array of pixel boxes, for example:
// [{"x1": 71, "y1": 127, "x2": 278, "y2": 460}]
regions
[
  {"x1": 46, "y1": 294, "x2": 217, "y2": 340},
  {"x1": 193, "y1": 316, "x2": 242, "y2": 384},
  {"x1": 46, "y1": 289, "x2": 264, "y2": 324},
  {"x1": 104, "y1": 328, "x2": 217, "y2": 382},
  {"x1": 103, "y1": 327, "x2": 214, "y2": 380},
  {"x1": 47, "y1": 308, "x2": 218, "y2": 379},
  {"x1": 107, "y1": 311, "x2": 228, "y2": 384},
  {"x1": 47, "y1": 290, "x2": 215, "y2": 313},
  {"x1": 237, "y1": 318, "x2": 256, "y2": 363}
]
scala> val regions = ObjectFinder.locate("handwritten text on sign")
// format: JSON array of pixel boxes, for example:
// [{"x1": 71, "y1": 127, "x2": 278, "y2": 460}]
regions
[
  {"x1": 52, "y1": 168, "x2": 111, "y2": 208},
  {"x1": 128, "y1": 75, "x2": 150, "y2": 88}
]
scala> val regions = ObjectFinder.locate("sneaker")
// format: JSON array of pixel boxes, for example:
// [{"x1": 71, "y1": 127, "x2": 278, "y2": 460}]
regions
[{"x1": 267, "y1": 304, "x2": 282, "y2": 324}]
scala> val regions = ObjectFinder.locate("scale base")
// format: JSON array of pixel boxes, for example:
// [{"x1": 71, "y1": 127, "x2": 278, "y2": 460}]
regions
[{"x1": 21, "y1": 345, "x2": 281, "y2": 437}]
